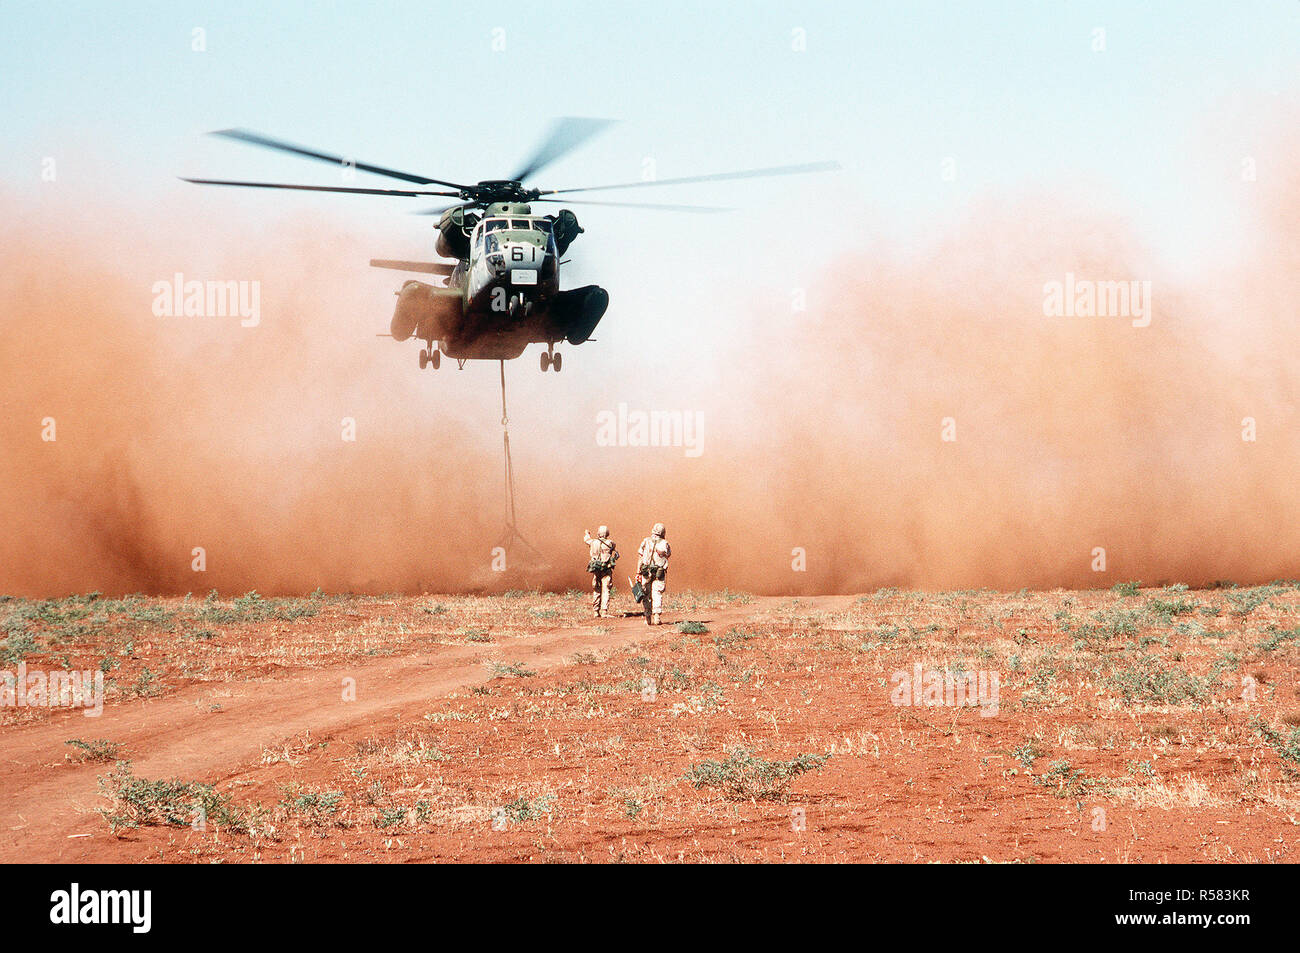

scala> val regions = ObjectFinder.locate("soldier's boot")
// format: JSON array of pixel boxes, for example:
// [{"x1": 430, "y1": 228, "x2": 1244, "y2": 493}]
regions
[{"x1": 652, "y1": 613, "x2": 661, "y2": 626}]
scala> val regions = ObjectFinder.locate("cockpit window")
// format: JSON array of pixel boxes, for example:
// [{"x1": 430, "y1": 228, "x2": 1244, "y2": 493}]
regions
[{"x1": 485, "y1": 216, "x2": 551, "y2": 232}]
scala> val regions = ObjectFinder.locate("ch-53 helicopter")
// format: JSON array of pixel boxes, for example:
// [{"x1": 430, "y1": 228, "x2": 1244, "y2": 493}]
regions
[{"x1": 183, "y1": 119, "x2": 837, "y2": 372}]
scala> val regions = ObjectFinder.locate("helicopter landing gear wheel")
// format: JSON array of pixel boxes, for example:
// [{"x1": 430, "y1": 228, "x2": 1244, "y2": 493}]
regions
[
  {"x1": 540, "y1": 351, "x2": 551, "y2": 373},
  {"x1": 420, "y1": 347, "x2": 441, "y2": 370},
  {"x1": 552, "y1": 351, "x2": 562, "y2": 372},
  {"x1": 419, "y1": 349, "x2": 429, "y2": 369},
  {"x1": 430, "y1": 348, "x2": 440, "y2": 370}
]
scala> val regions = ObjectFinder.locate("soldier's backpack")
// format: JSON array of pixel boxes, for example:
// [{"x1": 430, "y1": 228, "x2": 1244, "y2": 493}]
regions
[
  {"x1": 588, "y1": 540, "x2": 618, "y2": 575},
  {"x1": 638, "y1": 537, "x2": 665, "y2": 581}
]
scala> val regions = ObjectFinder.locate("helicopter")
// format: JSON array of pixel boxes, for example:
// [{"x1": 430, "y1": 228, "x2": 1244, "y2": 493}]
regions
[{"x1": 183, "y1": 119, "x2": 838, "y2": 372}]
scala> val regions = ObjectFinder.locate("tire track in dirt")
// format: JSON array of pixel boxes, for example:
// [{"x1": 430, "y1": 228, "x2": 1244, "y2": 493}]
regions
[{"x1": 0, "y1": 597, "x2": 798, "y2": 862}]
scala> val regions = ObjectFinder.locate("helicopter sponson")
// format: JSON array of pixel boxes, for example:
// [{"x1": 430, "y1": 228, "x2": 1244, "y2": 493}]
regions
[{"x1": 390, "y1": 278, "x2": 608, "y2": 359}]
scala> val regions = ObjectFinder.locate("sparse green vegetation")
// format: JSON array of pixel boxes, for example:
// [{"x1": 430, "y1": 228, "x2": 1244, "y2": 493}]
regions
[
  {"x1": 713, "y1": 589, "x2": 754, "y2": 604},
  {"x1": 713, "y1": 627, "x2": 757, "y2": 649},
  {"x1": 497, "y1": 794, "x2": 555, "y2": 823},
  {"x1": 1256, "y1": 627, "x2": 1299, "y2": 654},
  {"x1": 65, "y1": 738, "x2": 121, "y2": 762},
  {"x1": 490, "y1": 661, "x2": 535, "y2": 678},
  {"x1": 1010, "y1": 740, "x2": 1046, "y2": 768},
  {"x1": 1146, "y1": 596, "x2": 1198, "y2": 622},
  {"x1": 1034, "y1": 759, "x2": 1098, "y2": 798},
  {"x1": 98, "y1": 761, "x2": 250, "y2": 833},
  {"x1": 1106, "y1": 654, "x2": 1210, "y2": 706},
  {"x1": 373, "y1": 806, "x2": 408, "y2": 828},
  {"x1": 196, "y1": 590, "x2": 319, "y2": 624},
  {"x1": 0, "y1": 630, "x2": 37, "y2": 663},
  {"x1": 685, "y1": 746, "x2": 829, "y2": 800},
  {"x1": 1225, "y1": 584, "x2": 1286, "y2": 617},
  {"x1": 1253, "y1": 719, "x2": 1300, "y2": 772},
  {"x1": 279, "y1": 788, "x2": 345, "y2": 826},
  {"x1": 125, "y1": 667, "x2": 159, "y2": 698}
]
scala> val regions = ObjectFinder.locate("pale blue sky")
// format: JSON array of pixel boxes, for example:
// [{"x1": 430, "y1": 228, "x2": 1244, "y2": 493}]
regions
[{"x1": 3, "y1": 1, "x2": 1296, "y2": 289}]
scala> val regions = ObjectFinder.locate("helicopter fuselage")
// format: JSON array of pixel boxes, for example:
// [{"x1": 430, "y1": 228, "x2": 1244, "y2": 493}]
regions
[{"x1": 390, "y1": 202, "x2": 608, "y2": 367}]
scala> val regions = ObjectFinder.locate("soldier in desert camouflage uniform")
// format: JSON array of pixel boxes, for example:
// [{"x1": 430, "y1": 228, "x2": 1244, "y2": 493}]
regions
[
  {"x1": 636, "y1": 522, "x2": 671, "y2": 626},
  {"x1": 583, "y1": 526, "x2": 618, "y2": 618}
]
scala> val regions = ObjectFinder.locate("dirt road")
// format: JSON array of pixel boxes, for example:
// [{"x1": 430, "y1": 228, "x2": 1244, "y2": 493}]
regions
[{"x1": 1, "y1": 594, "x2": 784, "y2": 862}]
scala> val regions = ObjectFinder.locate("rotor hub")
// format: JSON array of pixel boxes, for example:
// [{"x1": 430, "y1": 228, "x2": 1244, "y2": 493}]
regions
[{"x1": 463, "y1": 180, "x2": 540, "y2": 204}]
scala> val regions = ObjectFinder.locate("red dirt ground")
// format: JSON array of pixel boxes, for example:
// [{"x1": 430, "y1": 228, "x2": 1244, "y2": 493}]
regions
[{"x1": 2, "y1": 585, "x2": 1297, "y2": 863}]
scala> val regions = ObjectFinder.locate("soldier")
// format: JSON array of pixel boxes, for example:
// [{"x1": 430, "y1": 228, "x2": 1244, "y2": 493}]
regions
[
  {"x1": 636, "y1": 522, "x2": 671, "y2": 626},
  {"x1": 583, "y1": 526, "x2": 618, "y2": 618}
]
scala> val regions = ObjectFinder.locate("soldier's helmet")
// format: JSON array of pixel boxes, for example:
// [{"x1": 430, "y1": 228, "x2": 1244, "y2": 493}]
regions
[
  {"x1": 597, "y1": 525, "x2": 609, "y2": 538},
  {"x1": 652, "y1": 523, "x2": 666, "y2": 538}
]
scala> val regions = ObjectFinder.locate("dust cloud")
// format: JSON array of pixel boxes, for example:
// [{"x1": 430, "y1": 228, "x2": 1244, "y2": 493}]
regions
[{"x1": 1, "y1": 141, "x2": 1296, "y2": 597}]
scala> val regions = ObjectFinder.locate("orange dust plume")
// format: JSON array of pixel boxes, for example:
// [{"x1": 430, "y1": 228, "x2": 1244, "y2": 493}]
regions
[{"x1": 1, "y1": 134, "x2": 1297, "y2": 597}]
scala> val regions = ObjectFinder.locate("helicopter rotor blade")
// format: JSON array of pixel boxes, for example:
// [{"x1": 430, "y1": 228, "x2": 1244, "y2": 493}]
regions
[
  {"x1": 182, "y1": 178, "x2": 461, "y2": 197},
  {"x1": 531, "y1": 197, "x2": 730, "y2": 213},
  {"x1": 412, "y1": 203, "x2": 465, "y2": 216},
  {"x1": 209, "y1": 128, "x2": 471, "y2": 190},
  {"x1": 541, "y1": 160, "x2": 840, "y2": 196},
  {"x1": 511, "y1": 117, "x2": 616, "y2": 182}
]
